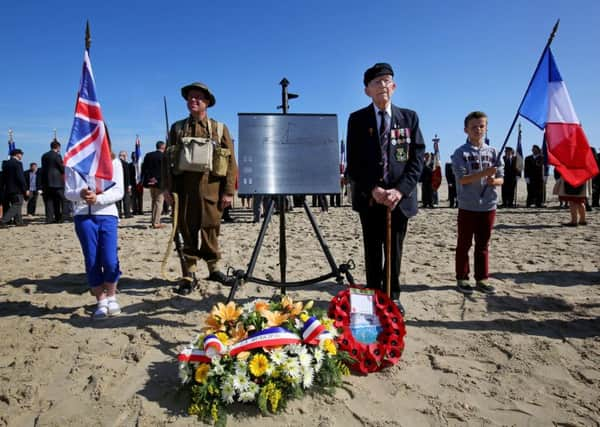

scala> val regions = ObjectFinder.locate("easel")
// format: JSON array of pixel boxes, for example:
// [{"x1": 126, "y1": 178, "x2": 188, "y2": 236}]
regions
[{"x1": 225, "y1": 78, "x2": 353, "y2": 302}]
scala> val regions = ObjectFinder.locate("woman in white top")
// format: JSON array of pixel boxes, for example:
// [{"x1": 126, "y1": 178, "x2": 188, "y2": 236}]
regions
[{"x1": 65, "y1": 153, "x2": 124, "y2": 319}]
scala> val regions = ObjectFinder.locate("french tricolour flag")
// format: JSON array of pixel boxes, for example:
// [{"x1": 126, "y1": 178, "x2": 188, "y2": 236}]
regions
[
  {"x1": 519, "y1": 47, "x2": 598, "y2": 187},
  {"x1": 64, "y1": 49, "x2": 113, "y2": 193}
]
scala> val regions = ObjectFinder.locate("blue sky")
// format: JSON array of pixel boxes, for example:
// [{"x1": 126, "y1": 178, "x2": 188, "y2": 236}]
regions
[{"x1": 1, "y1": 0, "x2": 599, "y2": 169}]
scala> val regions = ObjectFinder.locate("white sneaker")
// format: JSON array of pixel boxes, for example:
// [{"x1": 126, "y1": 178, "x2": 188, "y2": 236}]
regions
[
  {"x1": 93, "y1": 300, "x2": 109, "y2": 320},
  {"x1": 107, "y1": 299, "x2": 121, "y2": 316}
]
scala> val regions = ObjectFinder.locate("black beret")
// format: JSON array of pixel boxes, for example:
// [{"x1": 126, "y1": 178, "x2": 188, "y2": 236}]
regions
[
  {"x1": 10, "y1": 148, "x2": 23, "y2": 156},
  {"x1": 363, "y1": 63, "x2": 394, "y2": 86},
  {"x1": 181, "y1": 82, "x2": 216, "y2": 107}
]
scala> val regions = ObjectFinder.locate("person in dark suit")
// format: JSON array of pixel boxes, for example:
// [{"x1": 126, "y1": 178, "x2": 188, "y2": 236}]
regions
[
  {"x1": 445, "y1": 161, "x2": 457, "y2": 207},
  {"x1": 1, "y1": 149, "x2": 29, "y2": 226},
  {"x1": 130, "y1": 151, "x2": 143, "y2": 215},
  {"x1": 501, "y1": 147, "x2": 519, "y2": 208},
  {"x1": 346, "y1": 63, "x2": 425, "y2": 315},
  {"x1": 524, "y1": 145, "x2": 545, "y2": 208},
  {"x1": 24, "y1": 162, "x2": 41, "y2": 215},
  {"x1": 141, "y1": 141, "x2": 166, "y2": 228},
  {"x1": 116, "y1": 151, "x2": 133, "y2": 218},
  {"x1": 40, "y1": 139, "x2": 66, "y2": 223},
  {"x1": 419, "y1": 152, "x2": 434, "y2": 208}
]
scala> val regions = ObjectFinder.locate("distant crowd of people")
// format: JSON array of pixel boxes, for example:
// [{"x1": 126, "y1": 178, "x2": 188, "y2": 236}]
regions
[{"x1": 0, "y1": 140, "x2": 164, "y2": 228}]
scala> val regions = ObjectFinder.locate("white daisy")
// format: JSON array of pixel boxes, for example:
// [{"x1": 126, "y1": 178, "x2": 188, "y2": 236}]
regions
[
  {"x1": 269, "y1": 348, "x2": 288, "y2": 366},
  {"x1": 286, "y1": 344, "x2": 304, "y2": 355},
  {"x1": 284, "y1": 358, "x2": 302, "y2": 380},
  {"x1": 220, "y1": 379, "x2": 235, "y2": 404},
  {"x1": 210, "y1": 359, "x2": 225, "y2": 376},
  {"x1": 312, "y1": 347, "x2": 324, "y2": 364},
  {"x1": 302, "y1": 367, "x2": 314, "y2": 389},
  {"x1": 234, "y1": 360, "x2": 248, "y2": 375},
  {"x1": 238, "y1": 382, "x2": 259, "y2": 403},
  {"x1": 298, "y1": 351, "x2": 313, "y2": 368},
  {"x1": 232, "y1": 371, "x2": 251, "y2": 392}
]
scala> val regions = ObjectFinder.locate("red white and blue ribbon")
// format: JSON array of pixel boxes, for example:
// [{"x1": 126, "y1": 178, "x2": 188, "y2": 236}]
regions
[
  {"x1": 301, "y1": 316, "x2": 332, "y2": 344},
  {"x1": 228, "y1": 327, "x2": 301, "y2": 356},
  {"x1": 177, "y1": 346, "x2": 211, "y2": 363},
  {"x1": 203, "y1": 334, "x2": 225, "y2": 358}
]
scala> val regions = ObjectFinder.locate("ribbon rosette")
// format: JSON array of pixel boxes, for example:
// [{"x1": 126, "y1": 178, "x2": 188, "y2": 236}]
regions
[
  {"x1": 302, "y1": 316, "x2": 332, "y2": 345},
  {"x1": 203, "y1": 334, "x2": 225, "y2": 358}
]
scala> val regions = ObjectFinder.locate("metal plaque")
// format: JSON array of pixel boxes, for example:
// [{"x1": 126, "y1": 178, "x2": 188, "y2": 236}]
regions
[{"x1": 238, "y1": 113, "x2": 339, "y2": 195}]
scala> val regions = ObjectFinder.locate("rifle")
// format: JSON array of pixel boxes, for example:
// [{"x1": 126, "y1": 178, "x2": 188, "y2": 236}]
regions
[{"x1": 162, "y1": 96, "x2": 195, "y2": 289}]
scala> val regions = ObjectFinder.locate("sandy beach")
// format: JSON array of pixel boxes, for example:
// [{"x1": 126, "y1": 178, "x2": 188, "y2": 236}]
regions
[{"x1": 1, "y1": 182, "x2": 599, "y2": 426}]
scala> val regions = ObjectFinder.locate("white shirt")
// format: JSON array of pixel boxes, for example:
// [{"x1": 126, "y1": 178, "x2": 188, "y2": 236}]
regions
[{"x1": 64, "y1": 158, "x2": 124, "y2": 217}]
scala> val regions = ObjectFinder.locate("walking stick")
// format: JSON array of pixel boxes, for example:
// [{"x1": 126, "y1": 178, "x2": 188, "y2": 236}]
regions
[{"x1": 385, "y1": 207, "x2": 392, "y2": 297}]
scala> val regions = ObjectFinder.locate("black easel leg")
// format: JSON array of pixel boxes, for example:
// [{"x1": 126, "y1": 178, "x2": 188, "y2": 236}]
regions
[{"x1": 303, "y1": 199, "x2": 341, "y2": 282}]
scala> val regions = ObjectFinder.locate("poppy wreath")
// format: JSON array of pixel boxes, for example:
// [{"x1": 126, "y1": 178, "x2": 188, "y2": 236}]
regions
[{"x1": 328, "y1": 288, "x2": 406, "y2": 374}]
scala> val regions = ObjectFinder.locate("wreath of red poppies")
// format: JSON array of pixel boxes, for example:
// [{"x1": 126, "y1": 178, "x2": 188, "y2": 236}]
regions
[{"x1": 328, "y1": 288, "x2": 406, "y2": 374}]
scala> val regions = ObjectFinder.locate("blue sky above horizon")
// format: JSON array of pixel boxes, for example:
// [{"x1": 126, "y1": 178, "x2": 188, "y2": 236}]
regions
[{"x1": 1, "y1": 0, "x2": 599, "y2": 169}]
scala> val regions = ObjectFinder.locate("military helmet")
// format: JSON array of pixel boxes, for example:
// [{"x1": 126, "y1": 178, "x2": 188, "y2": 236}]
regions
[{"x1": 181, "y1": 82, "x2": 216, "y2": 107}]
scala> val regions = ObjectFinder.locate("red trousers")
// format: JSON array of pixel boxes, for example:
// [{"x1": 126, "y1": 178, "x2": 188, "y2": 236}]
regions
[{"x1": 455, "y1": 209, "x2": 496, "y2": 281}]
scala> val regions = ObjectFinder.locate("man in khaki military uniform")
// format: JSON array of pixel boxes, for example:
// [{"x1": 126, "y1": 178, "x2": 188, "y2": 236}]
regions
[{"x1": 166, "y1": 82, "x2": 237, "y2": 294}]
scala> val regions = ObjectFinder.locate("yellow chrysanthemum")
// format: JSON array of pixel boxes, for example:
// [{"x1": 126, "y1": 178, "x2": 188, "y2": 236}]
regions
[
  {"x1": 215, "y1": 332, "x2": 229, "y2": 344},
  {"x1": 299, "y1": 312, "x2": 309, "y2": 322},
  {"x1": 323, "y1": 339, "x2": 337, "y2": 355},
  {"x1": 249, "y1": 353, "x2": 270, "y2": 377},
  {"x1": 261, "y1": 309, "x2": 289, "y2": 327},
  {"x1": 195, "y1": 363, "x2": 211, "y2": 383}
]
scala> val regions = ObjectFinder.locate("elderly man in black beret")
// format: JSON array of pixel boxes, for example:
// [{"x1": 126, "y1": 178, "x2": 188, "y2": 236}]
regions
[
  {"x1": 165, "y1": 82, "x2": 238, "y2": 294},
  {"x1": 346, "y1": 63, "x2": 425, "y2": 315}
]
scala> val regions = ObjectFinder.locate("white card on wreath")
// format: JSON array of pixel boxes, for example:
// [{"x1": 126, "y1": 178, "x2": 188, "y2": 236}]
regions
[{"x1": 349, "y1": 289, "x2": 375, "y2": 315}]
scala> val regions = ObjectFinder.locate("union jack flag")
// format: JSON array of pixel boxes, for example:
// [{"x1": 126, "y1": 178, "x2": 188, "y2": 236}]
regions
[{"x1": 64, "y1": 49, "x2": 113, "y2": 193}]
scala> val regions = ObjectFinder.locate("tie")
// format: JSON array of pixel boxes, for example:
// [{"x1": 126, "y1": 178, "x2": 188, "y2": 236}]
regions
[{"x1": 379, "y1": 110, "x2": 389, "y2": 182}]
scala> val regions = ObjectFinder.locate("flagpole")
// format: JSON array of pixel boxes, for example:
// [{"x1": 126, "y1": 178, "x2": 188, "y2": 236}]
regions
[
  {"x1": 481, "y1": 19, "x2": 559, "y2": 196},
  {"x1": 513, "y1": 123, "x2": 521, "y2": 206},
  {"x1": 85, "y1": 20, "x2": 91, "y2": 51}
]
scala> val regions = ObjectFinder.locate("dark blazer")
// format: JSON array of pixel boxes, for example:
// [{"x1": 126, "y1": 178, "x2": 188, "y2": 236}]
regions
[
  {"x1": 120, "y1": 159, "x2": 132, "y2": 189},
  {"x1": 346, "y1": 104, "x2": 425, "y2": 218},
  {"x1": 141, "y1": 150, "x2": 164, "y2": 188},
  {"x1": 502, "y1": 155, "x2": 519, "y2": 185},
  {"x1": 40, "y1": 150, "x2": 65, "y2": 189},
  {"x1": 1, "y1": 157, "x2": 27, "y2": 196},
  {"x1": 24, "y1": 169, "x2": 40, "y2": 191}
]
